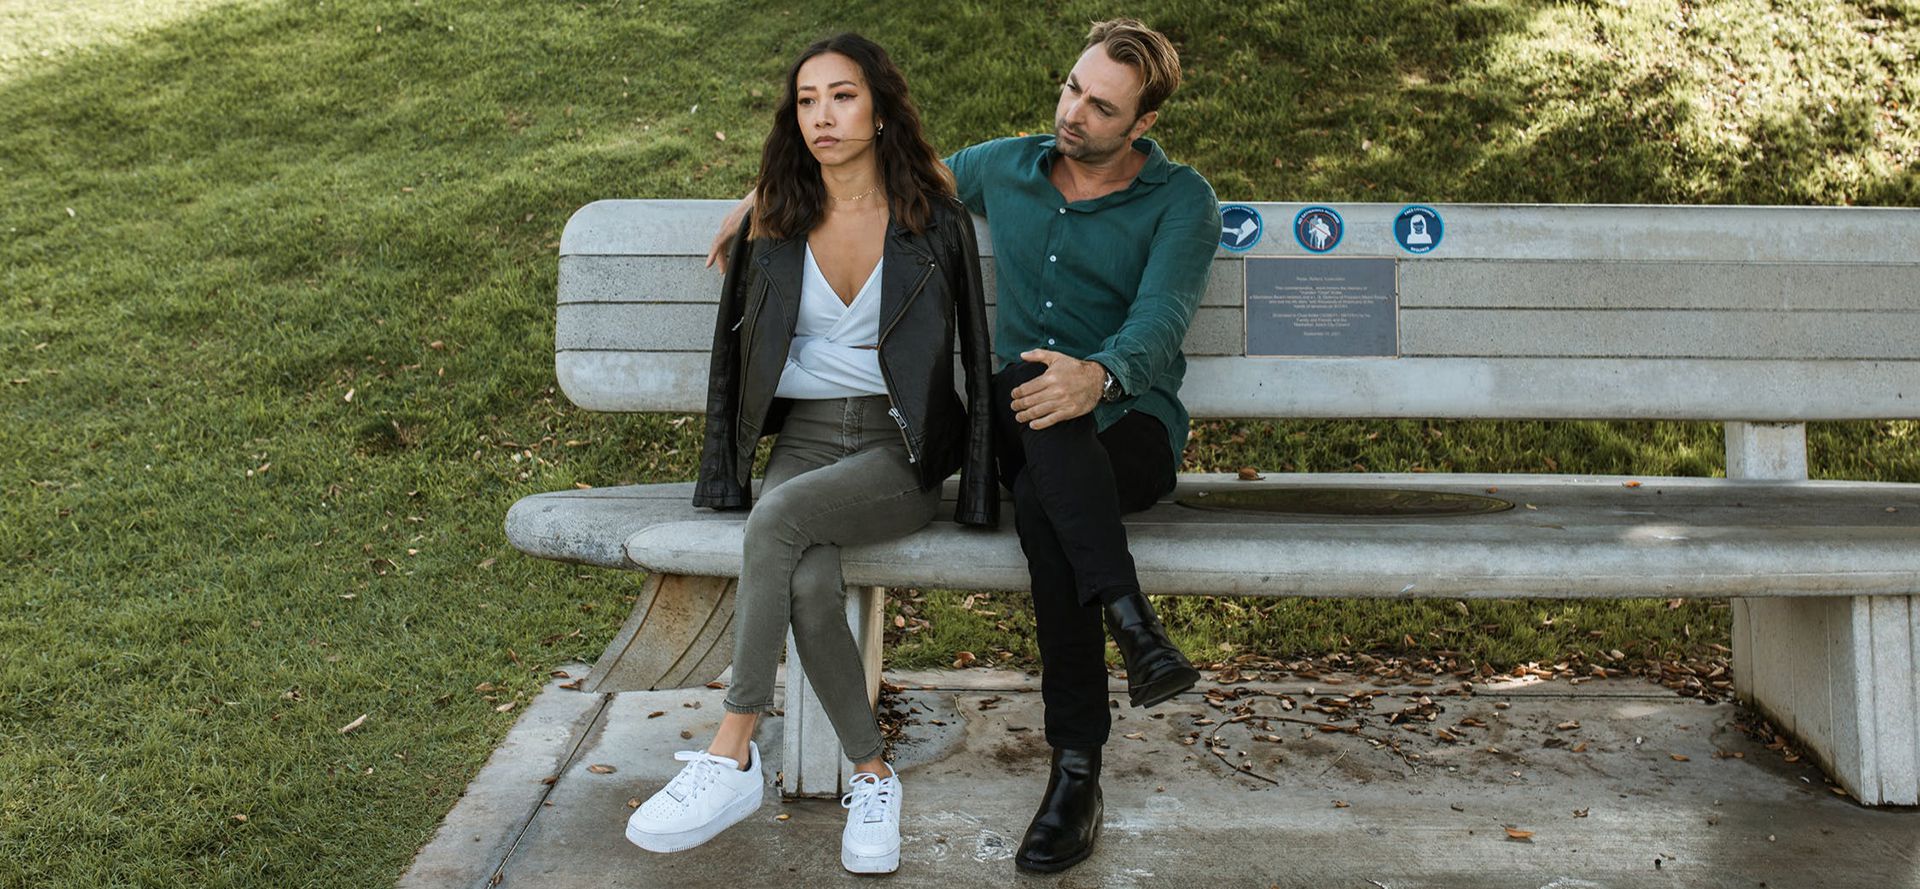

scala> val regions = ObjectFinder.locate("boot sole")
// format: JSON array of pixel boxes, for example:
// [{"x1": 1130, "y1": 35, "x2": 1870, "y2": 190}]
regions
[
  {"x1": 1127, "y1": 664, "x2": 1200, "y2": 709},
  {"x1": 1014, "y1": 822, "x2": 1101, "y2": 873}
]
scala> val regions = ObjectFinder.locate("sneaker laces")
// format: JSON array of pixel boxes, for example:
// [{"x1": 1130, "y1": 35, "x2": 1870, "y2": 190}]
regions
[
  {"x1": 840, "y1": 772, "x2": 895, "y2": 824},
  {"x1": 663, "y1": 749, "x2": 736, "y2": 803}
]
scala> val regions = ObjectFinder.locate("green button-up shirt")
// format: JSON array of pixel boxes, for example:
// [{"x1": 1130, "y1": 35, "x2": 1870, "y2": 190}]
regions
[{"x1": 946, "y1": 135, "x2": 1220, "y2": 458}]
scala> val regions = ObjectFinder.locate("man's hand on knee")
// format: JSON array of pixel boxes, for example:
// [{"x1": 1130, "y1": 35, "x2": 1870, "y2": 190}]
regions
[{"x1": 1010, "y1": 349, "x2": 1105, "y2": 429}]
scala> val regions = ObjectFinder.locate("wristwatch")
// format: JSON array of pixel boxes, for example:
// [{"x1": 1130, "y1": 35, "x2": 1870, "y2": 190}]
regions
[{"x1": 1099, "y1": 365, "x2": 1124, "y2": 403}]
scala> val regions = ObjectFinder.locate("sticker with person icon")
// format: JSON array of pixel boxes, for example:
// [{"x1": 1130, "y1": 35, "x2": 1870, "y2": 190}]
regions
[
  {"x1": 1292, "y1": 206, "x2": 1343, "y2": 254},
  {"x1": 1393, "y1": 205, "x2": 1444, "y2": 254}
]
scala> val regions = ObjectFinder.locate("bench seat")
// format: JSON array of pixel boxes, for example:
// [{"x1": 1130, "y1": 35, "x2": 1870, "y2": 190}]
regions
[
  {"x1": 508, "y1": 473, "x2": 1920, "y2": 598},
  {"x1": 514, "y1": 198, "x2": 1920, "y2": 804}
]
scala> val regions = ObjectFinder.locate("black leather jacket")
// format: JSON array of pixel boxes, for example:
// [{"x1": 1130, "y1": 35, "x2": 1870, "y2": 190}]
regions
[{"x1": 693, "y1": 198, "x2": 998, "y2": 528}]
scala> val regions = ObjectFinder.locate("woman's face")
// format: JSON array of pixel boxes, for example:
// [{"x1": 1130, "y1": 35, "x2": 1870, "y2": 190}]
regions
[{"x1": 794, "y1": 52, "x2": 880, "y2": 170}]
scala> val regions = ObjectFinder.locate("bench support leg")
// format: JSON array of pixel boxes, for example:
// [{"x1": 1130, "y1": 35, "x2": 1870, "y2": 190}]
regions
[
  {"x1": 1726, "y1": 422, "x2": 1920, "y2": 805},
  {"x1": 581, "y1": 573, "x2": 736, "y2": 694},
  {"x1": 780, "y1": 584, "x2": 885, "y2": 799}
]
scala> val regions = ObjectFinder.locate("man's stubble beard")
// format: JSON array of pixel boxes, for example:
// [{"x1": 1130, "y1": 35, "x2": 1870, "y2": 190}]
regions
[{"x1": 1053, "y1": 117, "x2": 1130, "y2": 163}]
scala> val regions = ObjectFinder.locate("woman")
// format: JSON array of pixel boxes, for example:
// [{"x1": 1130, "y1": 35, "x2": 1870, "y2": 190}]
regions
[{"x1": 624, "y1": 33, "x2": 995, "y2": 875}]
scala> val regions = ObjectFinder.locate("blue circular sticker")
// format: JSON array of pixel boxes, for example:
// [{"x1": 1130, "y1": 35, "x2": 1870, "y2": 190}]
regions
[
  {"x1": 1393, "y1": 205, "x2": 1444, "y2": 254},
  {"x1": 1293, "y1": 206, "x2": 1343, "y2": 254},
  {"x1": 1218, "y1": 204, "x2": 1264, "y2": 252}
]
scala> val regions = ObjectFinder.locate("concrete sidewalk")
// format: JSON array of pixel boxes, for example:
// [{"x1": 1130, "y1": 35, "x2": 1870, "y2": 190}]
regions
[{"x1": 402, "y1": 668, "x2": 1918, "y2": 889}]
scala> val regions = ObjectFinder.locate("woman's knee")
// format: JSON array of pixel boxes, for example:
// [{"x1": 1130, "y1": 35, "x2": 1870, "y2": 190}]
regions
[
  {"x1": 743, "y1": 487, "x2": 812, "y2": 554},
  {"x1": 788, "y1": 546, "x2": 845, "y2": 621}
]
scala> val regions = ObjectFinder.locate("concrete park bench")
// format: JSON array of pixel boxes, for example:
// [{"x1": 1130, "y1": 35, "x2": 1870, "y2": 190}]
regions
[{"x1": 508, "y1": 199, "x2": 1920, "y2": 804}]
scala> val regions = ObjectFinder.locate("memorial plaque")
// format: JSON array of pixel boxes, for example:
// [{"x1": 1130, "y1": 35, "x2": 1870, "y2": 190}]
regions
[{"x1": 1245, "y1": 257, "x2": 1399, "y2": 357}]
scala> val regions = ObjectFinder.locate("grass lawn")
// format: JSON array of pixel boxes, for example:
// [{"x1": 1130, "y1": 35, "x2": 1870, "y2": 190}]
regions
[{"x1": 2, "y1": 0, "x2": 1916, "y2": 885}]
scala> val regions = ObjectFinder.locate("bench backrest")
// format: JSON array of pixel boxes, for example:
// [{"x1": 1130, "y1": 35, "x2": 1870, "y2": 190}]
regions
[{"x1": 557, "y1": 200, "x2": 1920, "y2": 421}]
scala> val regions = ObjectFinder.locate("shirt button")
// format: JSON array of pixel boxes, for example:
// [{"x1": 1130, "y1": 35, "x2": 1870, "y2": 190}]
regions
[
  {"x1": 1057, "y1": 208, "x2": 1066, "y2": 214},
  {"x1": 1047, "y1": 338, "x2": 1056, "y2": 345},
  {"x1": 1044, "y1": 301, "x2": 1053, "y2": 308},
  {"x1": 1048, "y1": 255, "x2": 1057, "y2": 262}
]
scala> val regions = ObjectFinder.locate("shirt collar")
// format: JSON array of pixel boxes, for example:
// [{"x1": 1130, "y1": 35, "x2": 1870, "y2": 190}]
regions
[{"x1": 1036, "y1": 135, "x2": 1172, "y2": 185}]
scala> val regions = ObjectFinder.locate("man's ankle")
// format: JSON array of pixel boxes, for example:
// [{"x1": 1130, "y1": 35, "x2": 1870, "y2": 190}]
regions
[{"x1": 1096, "y1": 586, "x2": 1141, "y2": 607}]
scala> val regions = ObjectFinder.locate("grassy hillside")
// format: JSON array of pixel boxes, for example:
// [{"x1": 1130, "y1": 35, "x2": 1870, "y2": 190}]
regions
[{"x1": 1, "y1": 0, "x2": 1915, "y2": 884}]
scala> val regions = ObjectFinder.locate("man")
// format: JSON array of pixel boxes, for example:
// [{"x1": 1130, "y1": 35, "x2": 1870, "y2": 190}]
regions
[{"x1": 708, "y1": 19, "x2": 1218, "y2": 874}]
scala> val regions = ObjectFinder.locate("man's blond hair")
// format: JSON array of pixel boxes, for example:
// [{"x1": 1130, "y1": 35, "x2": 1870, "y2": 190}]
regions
[{"x1": 1084, "y1": 18, "x2": 1182, "y2": 117}]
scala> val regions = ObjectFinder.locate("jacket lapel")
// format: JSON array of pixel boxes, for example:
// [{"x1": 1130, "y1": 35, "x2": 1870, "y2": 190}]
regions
[
  {"x1": 879, "y1": 220, "x2": 934, "y2": 338},
  {"x1": 753, "y1": 236, "x2": 805, "y2": 332}
]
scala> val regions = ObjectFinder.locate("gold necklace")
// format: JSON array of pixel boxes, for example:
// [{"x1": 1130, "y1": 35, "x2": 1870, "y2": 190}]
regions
[{"x1": 830, "y1": 185, "x2": 879, "y2": 203}]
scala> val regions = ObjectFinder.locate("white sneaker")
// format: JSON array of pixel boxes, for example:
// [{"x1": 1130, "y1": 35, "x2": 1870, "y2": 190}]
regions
[
  {"x1": 625, "y1": 742, "x2": 765, "y2": 853},
  {"x1": 840, "y1": 769, "x2": 903, "y2": 874}
]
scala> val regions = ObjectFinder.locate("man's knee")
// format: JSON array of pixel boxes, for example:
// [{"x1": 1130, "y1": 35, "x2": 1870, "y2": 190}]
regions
[{"x1": 993, "y1": 360, "x2": 1047, "y2": 400}]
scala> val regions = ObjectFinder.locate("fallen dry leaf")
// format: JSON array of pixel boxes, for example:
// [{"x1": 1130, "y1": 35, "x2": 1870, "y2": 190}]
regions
[
  {"x1": 495, "y1": 702, "x2": 516, "y2": 713},
  {"x1": 1237, "y1": 466, "x2": 1265, "y2": 481},
  {"x1": 587, "y1": 764, "x2": 617, "y2": 774},
  {"x1": 1333, "y1": 800, "x2": 1350, "y2": 808},
  {"x1": 1504, "y1": 827, "x2": 1534, "y2": 841},
  {"x1": 1623, "y1": 480, "x2": 1643, "y2": 488},
  {"x1": 338, "y1": 714, "x2": 369, "y2": 734},
  {"x1": 1670, "y1": 753, "x2": 1690, "y2": 762}
]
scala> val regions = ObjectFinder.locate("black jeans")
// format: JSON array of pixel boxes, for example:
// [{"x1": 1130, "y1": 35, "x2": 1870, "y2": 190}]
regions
[{"x1": 994, "y1": 361, "x2": 1177, "y2": 749}]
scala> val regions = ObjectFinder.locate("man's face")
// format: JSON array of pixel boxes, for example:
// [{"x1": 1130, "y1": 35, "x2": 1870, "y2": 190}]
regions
[{"x1": 1052, "y1": 45, "x2": 1155, "y2": 163}]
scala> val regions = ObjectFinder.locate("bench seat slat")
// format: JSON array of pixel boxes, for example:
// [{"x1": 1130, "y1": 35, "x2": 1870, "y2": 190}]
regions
[{"x1": 506, "y1": 474, "x2": 1920, "y2": 597}]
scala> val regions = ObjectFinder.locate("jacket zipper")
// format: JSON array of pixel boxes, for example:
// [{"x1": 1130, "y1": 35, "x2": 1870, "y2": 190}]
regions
[{"x1": 876, "y1": 259, "x2": 936, "y2": 465}]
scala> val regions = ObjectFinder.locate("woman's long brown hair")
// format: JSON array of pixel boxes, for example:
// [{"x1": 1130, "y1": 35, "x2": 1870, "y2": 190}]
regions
[{"x1": 752, "y1": 33, "x2": 954, "y2": 240}]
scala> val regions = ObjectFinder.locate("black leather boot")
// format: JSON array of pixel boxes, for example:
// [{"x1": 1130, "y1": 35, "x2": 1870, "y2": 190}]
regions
[
  {"x1": 1103, "y1": 590, "x2": 1200, "y2": 708},
  {"x1": 1015, "y1": 747, "x2": 1102, "y2": 873}
]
